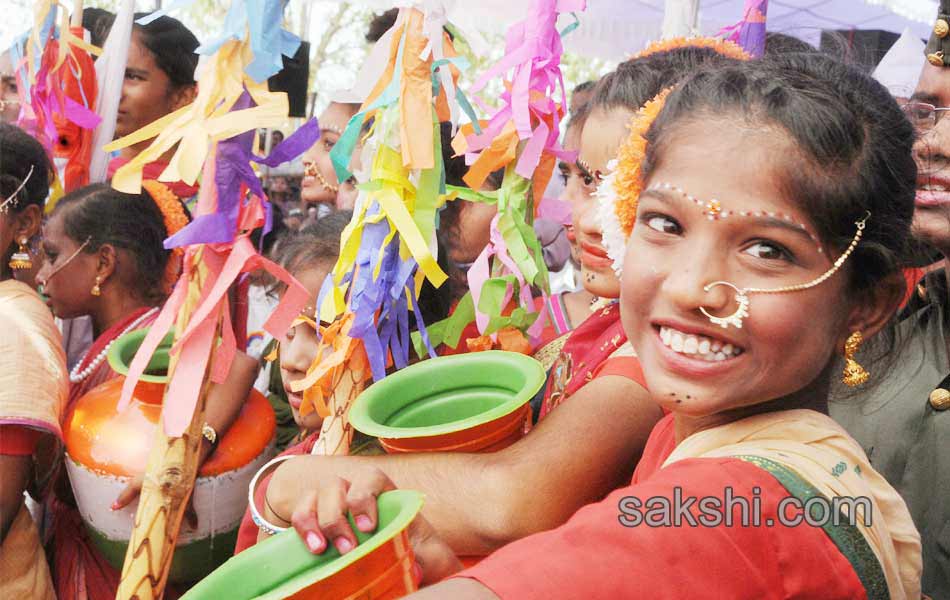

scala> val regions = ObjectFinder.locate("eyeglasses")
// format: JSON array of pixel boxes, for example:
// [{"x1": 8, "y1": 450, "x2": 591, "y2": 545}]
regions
[{"x1": 901, "y1": 102, "x2": 950, "y2": 132}]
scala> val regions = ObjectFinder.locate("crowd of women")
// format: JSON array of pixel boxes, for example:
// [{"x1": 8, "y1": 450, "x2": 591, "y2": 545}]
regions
[{"x1": 0, "y1": 3, "x2": 948, "y2": 599}]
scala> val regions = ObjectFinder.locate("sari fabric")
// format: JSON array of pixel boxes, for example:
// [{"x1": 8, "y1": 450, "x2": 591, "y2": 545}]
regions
[
  {"x1": 535, "y1": 301, "x2": 628, "y2": 421},
  {"x1": 0, "y1": 280, "x2": 66, "y2": 600},
  {"x1": 462, "y1": 410, "x2": 921, "y2": 599}
]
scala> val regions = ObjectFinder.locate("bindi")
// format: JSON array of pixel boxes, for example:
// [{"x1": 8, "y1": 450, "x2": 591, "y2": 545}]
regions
[{"x1": 647, "y1": 181, "x2": 823, "y2": 253}]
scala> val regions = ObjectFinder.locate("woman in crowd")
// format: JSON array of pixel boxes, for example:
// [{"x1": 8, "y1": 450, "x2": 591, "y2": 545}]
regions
[
  {"x1": 402, "y1": 52, "x2": 923, "y2": 598},
  {"x1": 233, "y1": 212, "x2": 361, "y2": 553},
  {"x1": 36, "y1": 182, "x2": 257, "y2": 600},
  {"x1": 0, "y1": 123, "x2": 65, "y2": 600},
  {"x1": 830, "y1": 8, "x2": 950, "y2": 597},
  {"x1": 301, "y1": 102, "x2": 361, "y2": 210},
  {"x1": 104, "y1": 13, "x2": 200, "y2": 199},
  {"x1": 251, "y1": 41, "x2": 743, "y2": 566}
]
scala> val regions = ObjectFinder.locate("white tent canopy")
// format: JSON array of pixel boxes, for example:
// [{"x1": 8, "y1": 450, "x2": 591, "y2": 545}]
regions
[{"x1": 342, "y1": 0, "x2": 937, "y2": 60}]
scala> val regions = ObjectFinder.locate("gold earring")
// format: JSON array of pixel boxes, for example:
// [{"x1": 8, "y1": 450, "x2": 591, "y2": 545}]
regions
[
  {"x1": 9, "y1": 238, "x2": 32, "y2": 270},
  {"x1": 91, "y1": 276, "x2": 102, "y2": 297},
  {"x1": 842, "y1": 331, "x2": 869, "y2": 387}
]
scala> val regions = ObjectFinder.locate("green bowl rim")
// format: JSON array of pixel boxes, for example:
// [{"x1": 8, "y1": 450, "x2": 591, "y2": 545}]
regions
[
  {"x1": 348, "y1": 351, "x2": 545, "y2": 439},
  {"x1": 107, "y1": 327, "x2": 175, "y2": 384}
]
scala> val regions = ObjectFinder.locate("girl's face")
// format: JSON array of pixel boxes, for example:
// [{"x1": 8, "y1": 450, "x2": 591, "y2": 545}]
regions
[
  {"x1": 279, "y1": 264, "x2": 333, "y2": 432},
  {"x1": 116, "y1": 32, "x2": 189, "y2": 139},
  {"x1": 301, "y1": 103, "x2": 355, "y2": 205},
  {"x1": 621, "y1": 119, "x2": 858, "y2": 420},
  {"x1": 448, "y1": 197, "x2": 497, "y2": 266},
  {"x1": 557, "y1": 123, "x2": 597, "y2": 264},
  {"x1": 36, "y1": 212, "x2": 99, "y2": 318},
  {"x1": 577, "y1": 107, "x2": 632, "y2": 299}
]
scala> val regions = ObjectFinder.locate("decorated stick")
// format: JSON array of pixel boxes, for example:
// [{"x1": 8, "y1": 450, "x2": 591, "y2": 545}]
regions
[
  {"x1": 422, "y1": 0, "x2": 584, "y2": 352},
  {"x1": 115, "y1": 252, "x2": 223, "y2": 600},
  {"x1": 288, "y1": 4, "x2": 476, "y2": 456},
  {"x1": 106, "y1": 2, "x2": 314, "y2": 596},
  {"x1": 718, "y1": 0, "x2": 769, "y2": 57}
]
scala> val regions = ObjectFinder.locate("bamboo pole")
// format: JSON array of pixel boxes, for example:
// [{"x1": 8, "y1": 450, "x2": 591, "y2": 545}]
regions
[{"x1": 116, "y1": 250, "x2": 223, "y2": 600}]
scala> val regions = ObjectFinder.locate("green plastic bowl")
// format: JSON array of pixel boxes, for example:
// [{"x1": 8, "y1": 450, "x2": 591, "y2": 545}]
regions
[
  {"x1": 349, "y1": 351, "x2": 545, "y2": 441},
  {"x1": 181, "y1": 490, "x2": 424, "y2": 600},
  {"x1": 107, "y1": 327, "x2": 176, "y2": 383}
]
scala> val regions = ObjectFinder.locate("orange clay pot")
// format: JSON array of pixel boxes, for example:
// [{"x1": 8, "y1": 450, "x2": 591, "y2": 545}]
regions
[{"x1": 63, "y1": 329, "x2": 277, "y2": 584}]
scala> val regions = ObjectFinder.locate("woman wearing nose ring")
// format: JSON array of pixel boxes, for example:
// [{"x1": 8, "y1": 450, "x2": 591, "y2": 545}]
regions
[{"x1": 37, "y1": 182, "x2": 257, "y2": 600}]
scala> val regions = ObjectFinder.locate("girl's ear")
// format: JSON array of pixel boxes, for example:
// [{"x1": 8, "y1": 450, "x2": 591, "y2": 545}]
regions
[
  {"x1": 839, "y1": 272, "x2": 904, "y2": 351},
  {"x1": 12, "y1": 204, "x2": 42, "y2": 242},
  {"x1": 170, "y1": 83, "x2": 197, "y2": 112},
  {"x1": 95, "y1": 243, "x2": 119, "y2": 282}
]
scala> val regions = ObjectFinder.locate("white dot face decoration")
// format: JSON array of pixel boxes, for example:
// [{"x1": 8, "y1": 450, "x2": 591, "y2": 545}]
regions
[{"x1": 648, "y1": 180, "x2": 872, "y2": 331}]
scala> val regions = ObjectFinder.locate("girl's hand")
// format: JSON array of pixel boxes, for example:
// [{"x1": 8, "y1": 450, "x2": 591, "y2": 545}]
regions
[
  {"x1": 283, "y1": 466, "x2": 462, "y2": 585},
  {"x1": 113, "y1": 474, "x2": 199, "y2": 529}
]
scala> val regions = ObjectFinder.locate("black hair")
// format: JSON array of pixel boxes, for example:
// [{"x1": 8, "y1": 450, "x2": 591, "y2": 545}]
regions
[
  {"x1": 277, "y1": 211, "x2": 351, "y2": 278},
  {"x1": 0, "y1": 123, "x2": 51, "y2": 214},
  {"x1": 82, "y1": 7, "x2": 115, "y2": 48},
  {"x1": 52, "y1": 183, "x2": 179, "y2": 304},
  {"x1": 589, "y1": 46, "x2": 746, "y2": 119},
  {"x1": 250, "y1": 201, "x2": 288, "y2": 258},
  {"x1": 99, "y1": 12, "x2": 199, "y2": 91},
  {"x1": 572, "y1": 80, "x2": 596, "y2": 95},
  {"x1": 641, "y1": 55, "x2": 916, "y2": 384},
  {"x1": 764, "y1": 32, "x2": 816, "y2": 56},
  {"x1": 366, "y1": 9, "x2": 398, "y2": 43}
]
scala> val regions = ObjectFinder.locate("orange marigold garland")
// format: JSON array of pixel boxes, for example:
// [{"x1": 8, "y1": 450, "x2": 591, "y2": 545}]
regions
[
  {"x1": 631, "y1": 36, "x2": 752, "y2": 62},
  {"x1": 597, "y1": 36, "x2": 753, "y2": 275},
  {"x1": 141, "y1": 179, "x2": 190, "y2": 293},
  {"x1": 596, "y1": 88, "x2": 670, "y2": 275}
]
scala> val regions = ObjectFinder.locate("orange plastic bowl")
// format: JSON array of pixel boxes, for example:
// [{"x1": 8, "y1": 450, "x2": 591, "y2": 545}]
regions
[
  {"x1": 349, "y1": 351, "x2": 545, "y2": 454},
  {"x1": 181, "y1": 490, "x2": 423, "y2": 600}
]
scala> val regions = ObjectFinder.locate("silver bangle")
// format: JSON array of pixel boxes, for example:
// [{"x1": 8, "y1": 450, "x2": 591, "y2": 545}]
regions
[{"x1": 247, "y1": 455, "x2": 298, "y2": 535}]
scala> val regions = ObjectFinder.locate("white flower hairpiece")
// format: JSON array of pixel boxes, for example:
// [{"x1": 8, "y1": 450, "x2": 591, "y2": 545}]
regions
[{"x1": 595, "y1": 159, "x2": 626, "y2": 276}]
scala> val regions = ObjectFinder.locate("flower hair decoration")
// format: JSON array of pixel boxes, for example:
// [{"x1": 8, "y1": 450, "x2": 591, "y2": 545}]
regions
[
  {"x1": 597, "y1": 37, "x2": 753, "y2": 275},
  {"x1": 141, "y1": 180, "x2": 190, "y2": 293},
  {"x1": 596, "y1": 88, "x2": 670, "y2": 275}
]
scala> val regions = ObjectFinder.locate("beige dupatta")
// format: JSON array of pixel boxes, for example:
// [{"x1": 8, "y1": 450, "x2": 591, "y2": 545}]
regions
[
  {"x1": 663, "y1": 409, "x2": 921, "y2": 600},
  {"x1": 0, "y1": 279, "x2": 67, "y2": 599}
]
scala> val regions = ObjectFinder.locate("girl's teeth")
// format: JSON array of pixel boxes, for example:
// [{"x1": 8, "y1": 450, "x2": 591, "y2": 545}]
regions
[
  {"x1": 671, "y1": 334, "x2": 684, "y2": 352},
  {"x1": 683, "y1": 337, "x2": 698, "y2": 354},
  {"x1": 658, "y1": 326, "x2": 743, "y2": 362}
]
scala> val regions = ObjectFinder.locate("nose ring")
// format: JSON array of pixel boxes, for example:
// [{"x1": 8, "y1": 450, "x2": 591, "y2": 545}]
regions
[{"x1": 699, "y1": 281, "x2": 750, "y2": 329}]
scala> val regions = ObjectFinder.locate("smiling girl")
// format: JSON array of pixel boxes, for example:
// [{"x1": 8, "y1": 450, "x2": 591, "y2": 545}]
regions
[{"x1": 402, "y1": 52, "x2": 923, "y2": 600}]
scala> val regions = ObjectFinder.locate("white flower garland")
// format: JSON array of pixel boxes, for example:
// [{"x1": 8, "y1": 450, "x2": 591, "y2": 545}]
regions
[{"x1": 595, "y1": 158, "x2": 627, "y2": 277}]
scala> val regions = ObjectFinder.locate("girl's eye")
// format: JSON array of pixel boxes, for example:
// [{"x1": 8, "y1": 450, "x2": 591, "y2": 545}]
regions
[
  {"x1": 582, "y1": 174, "x2": 595, "y2": 187},
  {"x1": 323, "y1": 138, "x2": 336, "y2": 151},
  {"x1": 645, "y1": 215, "x2": 681, "y2": 235},
  {"x1": 558, "y1": 169, "x2": 569, "y2": 186},
  {"x1": 744, "y1": 241, "x2": 792, "y2": 261}
]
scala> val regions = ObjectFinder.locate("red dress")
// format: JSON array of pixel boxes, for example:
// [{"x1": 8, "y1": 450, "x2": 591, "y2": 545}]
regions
[
  {"x1": 50, "y1": 307, "x2": 161, "y2": 600},
  {"x1": 459, "y1": 414, "x2": 871, "y2": 599}
]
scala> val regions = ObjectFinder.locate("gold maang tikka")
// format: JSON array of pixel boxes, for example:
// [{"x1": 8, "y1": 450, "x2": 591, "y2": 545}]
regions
[{"x1": 700, "y1": 212, "x2": 870, "y2": 330}]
